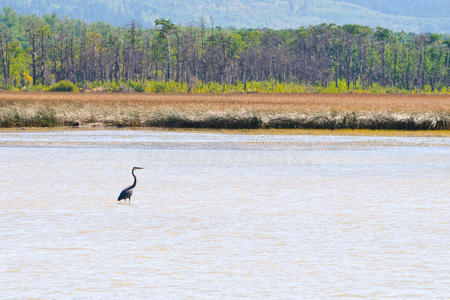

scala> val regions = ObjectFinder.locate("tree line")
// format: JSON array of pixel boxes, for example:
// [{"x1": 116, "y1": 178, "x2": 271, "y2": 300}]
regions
[{"x1": 0, "y1": 7, "x2": 449, "y2": 92}]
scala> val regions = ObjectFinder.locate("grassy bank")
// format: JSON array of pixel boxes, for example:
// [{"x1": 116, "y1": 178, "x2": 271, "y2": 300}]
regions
[{"x1": 0, "y1": 92, "x2": 448, "y2": 130}]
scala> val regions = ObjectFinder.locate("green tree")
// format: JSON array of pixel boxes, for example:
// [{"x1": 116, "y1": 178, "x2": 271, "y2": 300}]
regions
[{"x1": 155, "y1": 18, "x2": 175, "y2": 81}]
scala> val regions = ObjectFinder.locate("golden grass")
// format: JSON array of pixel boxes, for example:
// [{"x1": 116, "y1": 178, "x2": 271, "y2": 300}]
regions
[
  {"x1": 0, "y1": 91, "x2": 449, "y2": 130},
  {"x1": 1, "y1": 91, "x2": 449, "y2": 113}
]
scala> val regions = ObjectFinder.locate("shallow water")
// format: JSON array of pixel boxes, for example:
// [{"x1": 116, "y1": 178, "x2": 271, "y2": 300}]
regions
[{"x1": 1, "y1": 130, "x2": 449, "y2": 298}]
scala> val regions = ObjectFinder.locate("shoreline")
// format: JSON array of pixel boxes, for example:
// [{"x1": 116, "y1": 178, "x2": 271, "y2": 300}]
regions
[{"x1": 1, "y1": 126, "x2": 449, "y2": 137}]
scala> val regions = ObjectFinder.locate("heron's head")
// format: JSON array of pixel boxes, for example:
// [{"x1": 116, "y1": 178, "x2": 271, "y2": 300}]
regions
[{"x1": 133, "y1": 167, "x2": 144, "y2": 170}]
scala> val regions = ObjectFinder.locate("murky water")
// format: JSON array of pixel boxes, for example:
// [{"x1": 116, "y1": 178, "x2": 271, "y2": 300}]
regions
[{"x1": 1, "y1": 130, "x2": 449, "y2": 298}]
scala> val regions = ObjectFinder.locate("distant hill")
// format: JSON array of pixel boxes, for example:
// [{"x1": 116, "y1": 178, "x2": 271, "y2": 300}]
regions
[
  {"x1": 336, "y1": 0, "x2": 450, "y2": 18},
  {"x1": 2, "y1": 0, "x2": 449, "y2": 33}
]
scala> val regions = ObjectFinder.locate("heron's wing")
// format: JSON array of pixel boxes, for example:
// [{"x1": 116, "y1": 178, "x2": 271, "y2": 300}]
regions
[{"x1": 118, "y1": 186, "x2": 133, "y2": 200}]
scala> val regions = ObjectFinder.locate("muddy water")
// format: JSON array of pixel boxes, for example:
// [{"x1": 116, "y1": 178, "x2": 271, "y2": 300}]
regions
[{"x1": 1, "y1": 130, "x2": 449, "y2": 298}]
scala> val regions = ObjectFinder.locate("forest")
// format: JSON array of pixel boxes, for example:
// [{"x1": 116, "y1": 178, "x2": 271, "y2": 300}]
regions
[{"x1": 0, "y1": 7, "x2": 449, "y2": 94}]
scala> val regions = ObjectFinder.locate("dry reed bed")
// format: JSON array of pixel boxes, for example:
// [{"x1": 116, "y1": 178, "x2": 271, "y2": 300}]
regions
[{"x1": 0, "y1": 92, "x2": 449, "y2": 130}]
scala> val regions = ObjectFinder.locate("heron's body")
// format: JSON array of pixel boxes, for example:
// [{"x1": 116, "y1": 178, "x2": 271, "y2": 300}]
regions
[
  {"x1": 118, "y1": 185, "x2": 134, "y2": 201},
  {"x1": 118, "y1": 167, "x2": 143, "y2": 202}
]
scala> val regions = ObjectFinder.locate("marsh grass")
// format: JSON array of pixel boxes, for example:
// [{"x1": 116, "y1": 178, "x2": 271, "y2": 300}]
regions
[
  {"x1": 0, "y1": 92, "x2": 448, "y2": 130},
  {"x1": 139, "y1": 111, "x2": 448, "y2": 130},
  {"x1": 0, "y1": 107, "x2": 59, "y2": 127}
]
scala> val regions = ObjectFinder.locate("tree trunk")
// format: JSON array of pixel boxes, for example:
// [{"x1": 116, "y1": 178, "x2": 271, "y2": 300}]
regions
[
  {"x1": 31, "y1": 37, "x2": 37, "y2": 86},
  {"x1": 165, "y1": 33, "x2": 170, "y2": 82}
]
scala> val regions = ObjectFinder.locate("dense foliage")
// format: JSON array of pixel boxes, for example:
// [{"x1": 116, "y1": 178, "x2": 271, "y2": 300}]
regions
[
  {"x1": 0, "y1": 8, "x2": 448, "y2": 93},
  {"x1": 1, "y1": 1, "x2": 449, "y2": 33}
]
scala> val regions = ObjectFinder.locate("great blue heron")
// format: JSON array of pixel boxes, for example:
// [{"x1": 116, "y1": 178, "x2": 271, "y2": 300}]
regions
[{"x1": 118, "y1": 167, "x2": 143, "y2": 203}]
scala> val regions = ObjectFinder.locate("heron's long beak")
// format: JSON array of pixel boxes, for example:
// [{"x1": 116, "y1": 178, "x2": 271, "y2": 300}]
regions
[{"x1": 134, "y1": 167, "x2": 144, "y2": 170}]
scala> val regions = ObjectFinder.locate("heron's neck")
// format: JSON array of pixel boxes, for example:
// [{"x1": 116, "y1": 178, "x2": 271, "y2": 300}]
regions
[{"x1": 130, "y1": 169, "x2": 137, "y2": 189}]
